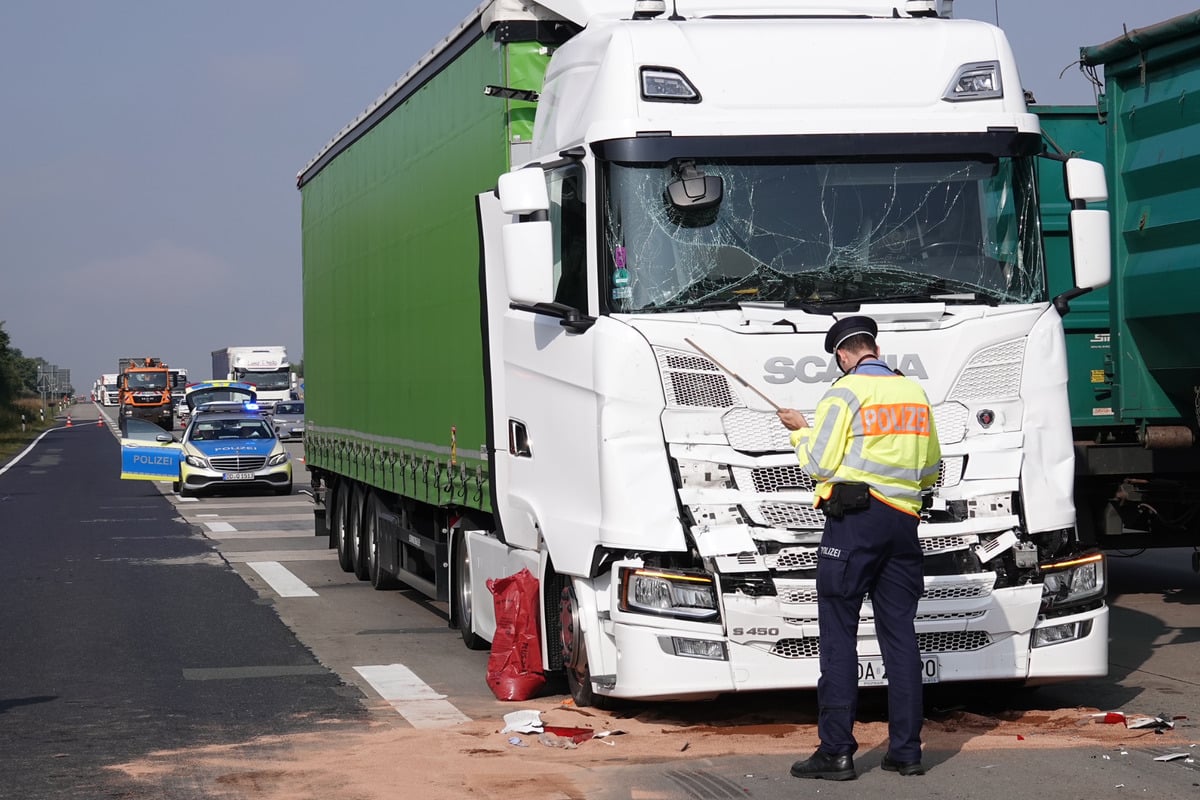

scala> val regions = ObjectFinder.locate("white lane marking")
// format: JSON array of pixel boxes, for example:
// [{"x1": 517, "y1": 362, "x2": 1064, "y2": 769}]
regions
[
  {"x1": 175, "y1": 496, "x2": 200, "y2": 503},
  {"x1": 0, "y1": 428, "x2": 57, "y2": 478},
  {"x1": 209, "y1": 513, "x2": 313, "y2": 523},
  {"x1": 353, "y1": 664, "x2": 471, "y2": 728},
  {"x1": 246, "y1": 561, "x2": 318, "y2": 597},
  {"x1": 200, "y1": 530, "x2": 315, "y2": 539},
  {"x1": 223, "y1": 550, "x2": 337, "y2": 562},
  {"x1": 197, "y1": 513, "x2": 220, "y2": 517},
  {"x1": 204, "y1": 521, "x2": 236, "y2": 533}
]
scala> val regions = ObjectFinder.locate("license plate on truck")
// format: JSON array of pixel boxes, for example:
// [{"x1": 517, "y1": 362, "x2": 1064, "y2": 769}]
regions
[
  {"x1": 858, "y1": 657, "x2": 939, "y2": 686},
  {"x1": 223, "y1": 472, "x2": 254, "y2": 481}
]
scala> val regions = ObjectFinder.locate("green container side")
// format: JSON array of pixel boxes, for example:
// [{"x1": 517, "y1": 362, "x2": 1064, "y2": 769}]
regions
[
  {"x1": 300, "y1": 36, "x2": 549, "y2": 512},
  {"x1": 1087, "y1": 18, "x2": 1200, "y2": 423},
  {"x1": 1035, "y1": 105, "x2": 1118, "y2": 429}
]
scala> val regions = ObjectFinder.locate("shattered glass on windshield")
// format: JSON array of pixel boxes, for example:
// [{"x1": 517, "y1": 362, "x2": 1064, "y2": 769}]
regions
[{"x1": 603, "y1": 157, "x2": 1044, "y2": 312}]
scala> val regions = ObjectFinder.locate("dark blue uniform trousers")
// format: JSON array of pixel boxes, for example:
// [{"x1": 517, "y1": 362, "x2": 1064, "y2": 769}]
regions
[{"x1": 815, "y1": 496, "x2": 924, "y2": 762}]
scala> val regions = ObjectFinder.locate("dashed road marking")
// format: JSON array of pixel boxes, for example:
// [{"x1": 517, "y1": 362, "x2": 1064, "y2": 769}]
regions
[
  {"x1": 246, "y1": 561, "x2": 319, "y2": 597},
  {"x1": 202, "y1": 529, "x2": 314, "y2": 539},
  {"x1": 203, "y1": 521, "x2": 237, "y2": 533},
  {"x1": 224, "y1": 550, "x2": 337, "y2": 563},
  {"x1": 353, "y1": 664, "x2": 471, "y2": 727}
]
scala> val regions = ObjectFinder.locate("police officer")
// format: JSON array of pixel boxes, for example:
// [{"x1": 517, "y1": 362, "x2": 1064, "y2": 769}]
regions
[{"x1": 777, "y1": 315, "x2": 941, "y2": 781}]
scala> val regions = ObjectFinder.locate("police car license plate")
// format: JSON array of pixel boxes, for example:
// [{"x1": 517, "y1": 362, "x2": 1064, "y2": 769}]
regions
[
  {"x1": 223, "y1": 472, "x2": 254, "y2": 481},
  {"x1": 858, "y1": 656, "x2": 939, "y2": 686}
]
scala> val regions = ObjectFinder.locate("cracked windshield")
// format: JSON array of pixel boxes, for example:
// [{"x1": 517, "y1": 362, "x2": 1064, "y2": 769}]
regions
[{"x1": 603, "y1": 157, "x2": 1044, "y2": 312}]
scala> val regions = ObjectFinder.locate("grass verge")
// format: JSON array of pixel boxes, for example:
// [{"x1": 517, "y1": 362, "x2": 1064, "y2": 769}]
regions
[{"x1": 0, "y1": 399, "x2": 62, "y2": 466}]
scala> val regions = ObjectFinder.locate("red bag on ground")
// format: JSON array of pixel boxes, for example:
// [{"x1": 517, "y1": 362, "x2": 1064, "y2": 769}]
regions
[{"x1": 485, "y1": 568, "x2": 546, "y2": 701}]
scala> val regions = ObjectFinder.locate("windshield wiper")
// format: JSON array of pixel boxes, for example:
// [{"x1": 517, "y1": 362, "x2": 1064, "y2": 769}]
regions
[
  {"x1": 641, "y1": 298, "x2": 744, "y2": 313},
  {"x1": 785, "y1": 296, "x2": 864, "y2": 314},
  {"x1": 879, "y1": 291, "x2": 999, "y2": 307}
]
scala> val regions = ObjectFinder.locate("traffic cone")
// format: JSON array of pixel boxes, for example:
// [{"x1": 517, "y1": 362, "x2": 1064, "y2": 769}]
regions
[
  {"x1": 96, "y1": 416, "x2": 103, "y2": 427},
  {"x1": 66, "y1": 415, "x2": 73, "y2": 427}
]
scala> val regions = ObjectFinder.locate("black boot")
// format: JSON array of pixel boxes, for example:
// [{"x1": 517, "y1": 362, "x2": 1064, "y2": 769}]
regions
[
  {"x1": 881, "y1": 753, "x2": 926, "y2": 776},
  {"x1": 790, "y1": 749, "x2": 856, "y2": 781}
]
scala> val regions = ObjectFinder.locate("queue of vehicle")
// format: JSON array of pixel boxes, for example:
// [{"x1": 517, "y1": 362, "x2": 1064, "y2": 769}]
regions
[{"x1": 118, "y1": 380, "x2": 293, "y2": 497}]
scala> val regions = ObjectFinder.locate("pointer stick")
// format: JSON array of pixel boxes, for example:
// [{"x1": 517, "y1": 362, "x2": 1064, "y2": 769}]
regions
[{"x1": 684, "y1": 337, "x2": 781, "y2": 411}]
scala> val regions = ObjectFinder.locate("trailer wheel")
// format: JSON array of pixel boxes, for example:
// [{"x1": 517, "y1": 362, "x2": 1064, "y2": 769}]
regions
[
  {"x1": 559, "y1": 580, "x2": 615, "y2": 709},
  {"x1": 333, "y1": 480, "x2": 354, "y2": 572},
  {"x1": 348, "y1": 484, "x2": 370, "y2": 581},
  {"x1": 366, "y1": 492, "x2": 400, "y2": 590},
  {"x1": 453, "y1": 531, "x2": 490, "y2": 651}
]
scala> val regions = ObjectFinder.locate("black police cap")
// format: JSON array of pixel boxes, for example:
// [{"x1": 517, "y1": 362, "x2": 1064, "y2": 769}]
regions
[{"x1": 824, "y1": 315, "x2": 878, "y2": 354}]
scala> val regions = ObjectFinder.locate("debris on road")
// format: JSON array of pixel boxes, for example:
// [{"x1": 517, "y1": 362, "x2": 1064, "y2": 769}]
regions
[
  {"x1": 1152, "y1": 753, "x2": 1191, "y2": 762},
  {"x1": 537, "y1": 732, "x2": 578, "y2": 749},
  {"x1": 1126, "y1": 713, "x2": 1175, "y2": 732},
  {"x1": 501, "y1": 709, "x2": 543, "y2": 734}
]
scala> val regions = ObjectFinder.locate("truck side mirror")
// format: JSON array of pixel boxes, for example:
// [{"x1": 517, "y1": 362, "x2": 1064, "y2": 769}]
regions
[
  {"x1": 498, "y1": 168, "x2": 554, "y2": 305},
  {"x1": 1064, "y1": 158, "x2": 1107, "y2": 203},
  {"x1": 503, "y1": 221, "x2": 554, "y2": 304},
  {"x1": 498, "y1": 168, "x2": 549, "y2": 215},
  {"x1": 1069, "y1": 209, "x2": 1111, "y2": 291},
  {"x1": 1064, "y1": 158, "x2": 1111, "y2": 291}
]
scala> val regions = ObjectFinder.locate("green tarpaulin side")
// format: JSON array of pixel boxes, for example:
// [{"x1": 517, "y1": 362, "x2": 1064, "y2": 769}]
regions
[{"x1": 299, "y1": 35, "x2": 549, "y2": 512}]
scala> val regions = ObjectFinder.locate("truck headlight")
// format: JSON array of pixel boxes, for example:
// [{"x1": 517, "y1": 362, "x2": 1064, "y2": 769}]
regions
[
  {"x1": 1040, "y1": 552, "x2": 1105, "y2": 612},
  {"x1": 267, "y1": 452, "x2": 289, "y2": 466},
  {"x1": 185, "y1": 454, "x2": 209, "y2": 469},
  {"x1": 619, "y1": 567, "x2": 718, "y2": 621},
  {"x1": 1032, "y1": 620, "x2": 1093, "y2": 648}
]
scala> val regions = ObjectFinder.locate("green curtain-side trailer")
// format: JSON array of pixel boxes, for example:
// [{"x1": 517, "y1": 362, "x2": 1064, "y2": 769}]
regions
[{"x1": 298, "y1": 27, "x2": 549, "y2": 515}]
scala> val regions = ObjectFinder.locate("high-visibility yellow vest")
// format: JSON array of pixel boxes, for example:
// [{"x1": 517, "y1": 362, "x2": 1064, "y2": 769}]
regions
[{"x1": 790, "y1": 372, "x2": 941, "y2": 517}]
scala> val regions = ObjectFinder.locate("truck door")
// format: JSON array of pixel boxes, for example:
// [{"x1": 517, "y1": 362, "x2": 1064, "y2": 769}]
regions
[{"x1": 478, "y1": 163, "x2": 602, "y2": 568}]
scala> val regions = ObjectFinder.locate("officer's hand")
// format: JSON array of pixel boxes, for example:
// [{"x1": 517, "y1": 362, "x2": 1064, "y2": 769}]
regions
[{"x1": 777, "y1": 408, "x2": 809, "y2": 430}]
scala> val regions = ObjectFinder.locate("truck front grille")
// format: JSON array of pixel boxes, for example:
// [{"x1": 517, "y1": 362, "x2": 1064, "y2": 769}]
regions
[
  {"x1": 734, "y1": 464, "x2": 815, "y2": 493},
  {"x1": 209, "y1": 456, "x2": 267, "y2": 472},
  {"x1": 656, "y1": 349, "x2": 736, "y2": 407},
  {"x1": 754, "y1": 502, "x2": 826, "y2": 529},
  {"x1": 949, "y1": 339, "x2": 1026, "y2": 402},
  {"x1": 768, "y1": 548, "x2": 819, "y2": 571},
  {"x1": 768, "y1": 630, "x2": 993, "y2": 659}
]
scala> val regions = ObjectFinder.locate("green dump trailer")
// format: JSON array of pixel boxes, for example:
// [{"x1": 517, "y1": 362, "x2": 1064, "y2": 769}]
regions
[{"x1": 1052, "y1": 11, "x2": 1200, "y2": 552}]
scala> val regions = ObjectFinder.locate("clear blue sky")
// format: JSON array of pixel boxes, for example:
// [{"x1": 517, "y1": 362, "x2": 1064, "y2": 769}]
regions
[{"x1": 2, "y1": 1, "x2": 1195, "y2": 390}]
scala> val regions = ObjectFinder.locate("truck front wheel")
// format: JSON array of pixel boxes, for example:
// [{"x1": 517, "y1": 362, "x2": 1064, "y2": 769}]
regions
[{"x1": 559, "y1": 581, "x2": 615, "y2": 709}]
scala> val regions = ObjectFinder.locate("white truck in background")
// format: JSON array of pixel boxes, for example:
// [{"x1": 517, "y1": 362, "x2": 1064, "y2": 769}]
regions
[
  {"x1": 168, "y1": 367, "x2": 189, "y2": 403},
  {"x1": 211, "y1": 346, "x2": 291, "y2": 411},
  {"x1": 299, "y1": 0, "x2": 1113, "y2": 706},
  {"x1": 99, "y1": 373, "x2": 120, "y2": 406}
]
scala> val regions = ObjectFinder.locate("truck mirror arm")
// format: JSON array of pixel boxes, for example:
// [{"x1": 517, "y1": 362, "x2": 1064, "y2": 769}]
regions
[
  {"x1": 1052, "y1": 286, "x2": 1093, "y2": 317},
  {"x1": 508, "y1": 301, "x2": 597, "y2": 333}
]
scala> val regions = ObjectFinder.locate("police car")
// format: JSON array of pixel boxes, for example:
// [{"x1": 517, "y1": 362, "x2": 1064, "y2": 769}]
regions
[{"x1": 175, "y1": 410, "x2": 292, "y2": 498}]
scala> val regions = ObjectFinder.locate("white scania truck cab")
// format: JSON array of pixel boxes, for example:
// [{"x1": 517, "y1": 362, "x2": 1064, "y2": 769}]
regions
[{"x1": 464, "y1": 0, "x2": 1110, "y2": 704}]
